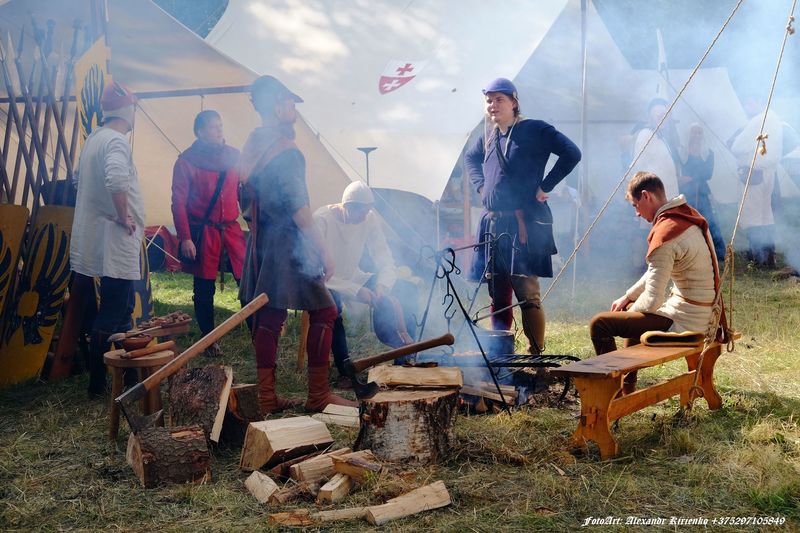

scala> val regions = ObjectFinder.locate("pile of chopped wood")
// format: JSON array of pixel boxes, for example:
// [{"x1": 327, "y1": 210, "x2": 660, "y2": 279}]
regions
[{"x1": 124, "y1": 359, "x2": 461, "y2": 524}]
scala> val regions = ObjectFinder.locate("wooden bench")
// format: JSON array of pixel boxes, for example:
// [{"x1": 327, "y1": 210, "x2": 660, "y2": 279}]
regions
[{"x1": 551, "y1": 336, "x2": 736, "y2": 459}]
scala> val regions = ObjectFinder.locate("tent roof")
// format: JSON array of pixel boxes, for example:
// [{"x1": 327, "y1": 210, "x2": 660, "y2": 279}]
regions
[
  {"x1": 0, "y1": 0, "x2": 352, "y2": 225},
  {"x1": 207, "y1": 0, "x2": 569, "y2": 202}
]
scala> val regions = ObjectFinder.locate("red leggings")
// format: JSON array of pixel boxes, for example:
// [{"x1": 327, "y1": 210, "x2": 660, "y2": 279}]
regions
[{"x1": 252, "y1": 306, "x2": 338, "y2": 369}]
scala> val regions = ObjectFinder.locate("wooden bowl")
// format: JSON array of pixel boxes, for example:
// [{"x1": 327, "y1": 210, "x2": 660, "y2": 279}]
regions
[{"x1": 121, "y1": 334, "x2": 152, "y2": 351}]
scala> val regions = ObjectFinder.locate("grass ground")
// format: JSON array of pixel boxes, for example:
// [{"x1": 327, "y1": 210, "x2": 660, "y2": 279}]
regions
[{"x1": 1, "y1": 255, "x2": 798, "y2": 532}]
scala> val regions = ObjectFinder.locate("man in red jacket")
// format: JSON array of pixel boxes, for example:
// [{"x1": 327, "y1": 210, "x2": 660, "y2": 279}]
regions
[{"x1": 171, "y1": 110, "x2": 246, "y2": 355}]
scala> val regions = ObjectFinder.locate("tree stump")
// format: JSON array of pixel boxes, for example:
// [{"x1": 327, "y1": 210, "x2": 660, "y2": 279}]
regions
[
  {"x1": 126, "y1": 425, "x2": 211, "y2": 488},
  {"x1": 355, "y1": 390, "x2": 458, "y2": 464},
  {"x1": 168, "y1": 365, "x2": 232, "y2": 443},
  {"x1": 220, "y1": 383, "x2": 262, "y2": 446}
]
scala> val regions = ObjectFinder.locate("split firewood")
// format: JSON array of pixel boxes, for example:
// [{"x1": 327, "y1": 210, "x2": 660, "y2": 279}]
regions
[
  {"x1": 125, "y1": 425, "x2": 211, "y2": 488},
  {"x1": 289, "y1": 447, "x2": 352, "y2": 483},
  {"x1": 268, "y1": 507, "x2": 369, "y2": 526},
  {"x1": 356, "y1": 390, "x2": 458, "y2": 463},
  {"x1": 240, "y1": 416, "x2": 333, "y2": 471},
  {"x1": 332, "y1": 450, "x2": 382, "y2": 482},
  {"x1": 268, "y1": 481, "x2": 321, "y2": 504},
  {"x1": 365, "y1": 480, "x2": 452, "y2": 525},
  {"x1": 220, "y1": 384, "x2": 262, "y2": 446},
  {"x1": 461, "y1": 384, "x2": 517, "y2": 405},
  {"x1": 268, "y1": 510, "x2": 314, "y2": 527},
  {"x1": 244, "y1": 471, "x2": 279, "y2": 504},
  {"x1": 313, "y1": 507, "x2": 369, "y2": 522},
  {"x1": 168, "y1": 365, "x2": 233, "y2": 443},
  {"x1": 268, "y1": 449, "x2": 325, "y2": 481},
  {"x1": 367, "y1": 365, "x2": 463, "y2": 388},
  {"x1": 311, "y1": 404, "x2": 359, "y2": 428},
  {"x1": 316, "y1": 472, "x2": 353, "y2": 503}
]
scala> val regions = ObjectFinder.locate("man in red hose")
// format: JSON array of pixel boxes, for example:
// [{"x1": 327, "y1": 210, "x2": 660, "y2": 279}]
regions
[{"x1": 238, "y1": 76, "x2": 356, "y2": 414}]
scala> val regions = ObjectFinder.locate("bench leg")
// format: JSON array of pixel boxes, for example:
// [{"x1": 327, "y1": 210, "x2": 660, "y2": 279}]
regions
[
  {"x1": 572, "y1": 375, "x2": 624, "y2": 460},
  {"x1": 685, "y1": 344, "x2": 723, "y2": 410}
]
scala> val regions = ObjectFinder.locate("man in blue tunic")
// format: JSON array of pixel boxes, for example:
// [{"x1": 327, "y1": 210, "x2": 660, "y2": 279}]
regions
[{"x1": 465, "y1": 78, "x2": 581, "y2": 354}]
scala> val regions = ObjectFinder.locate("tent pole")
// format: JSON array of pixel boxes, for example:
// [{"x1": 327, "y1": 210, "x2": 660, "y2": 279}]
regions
[{"x1": 572, "y1": 0, "x2": 590, "y2": 308}]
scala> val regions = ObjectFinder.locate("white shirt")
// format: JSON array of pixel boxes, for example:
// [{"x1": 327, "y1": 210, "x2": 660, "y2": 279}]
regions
[
  {"x1": 70, "y1": 127, "x2": 144, "y2": 280},
  {"x1": 314, "y1": 205, "x2": 396, "y2": 299},
  {"x1": 625, "y1": 196, "x2": 716, "y2": 333}
]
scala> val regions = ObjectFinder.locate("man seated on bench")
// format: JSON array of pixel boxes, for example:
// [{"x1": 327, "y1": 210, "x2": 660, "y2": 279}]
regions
[{"x1": 589, "y1": 171, "x2": 721, "y2": 394}]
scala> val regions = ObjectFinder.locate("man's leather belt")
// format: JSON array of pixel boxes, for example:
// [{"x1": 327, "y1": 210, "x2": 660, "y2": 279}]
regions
[{"x1": 673, "y1": 292, "x2": 714, "y2": 307}]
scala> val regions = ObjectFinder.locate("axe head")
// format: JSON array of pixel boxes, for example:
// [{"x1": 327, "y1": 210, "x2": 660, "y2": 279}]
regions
[
  {"x1": 341, "y1": 358, "x2": 379, "y2": 400},
  {"x1": 116, "y1": 382, "x2": 163, "y2": 433}
]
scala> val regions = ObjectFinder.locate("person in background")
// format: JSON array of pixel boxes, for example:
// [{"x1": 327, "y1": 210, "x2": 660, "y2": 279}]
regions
[
  {"x1": 238, "y1": 75, "x2": 356, "y2": 414},
  {"x1": 171, "y1": 110, "x2": 246, "y2": 356},
  {"x1": 70, "y1": 81, "x2": 143, "y2": 398},
  {"x1": 729, "y1": 95, "x2": 783, "y2": 268},
  {"x1": 465, "y1": 77, "x2": 581, "y2": 355},
  {"x1": 314, "y1": 181, "x2": 416, "y2": 388},
  {"x1": 589, "y1": 172, "x2": 721, "y2": 395},
  {"x1": 632, "y1": 98, "x2": 680, "y2": 199},
  {"x1": 678, "y1": 123, "x2": 727, "y2": 264}
]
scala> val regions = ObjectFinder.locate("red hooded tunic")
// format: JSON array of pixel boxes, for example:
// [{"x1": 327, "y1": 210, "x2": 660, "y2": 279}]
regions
[{"x1": 171, "y1": 140, "x2": 246, "y2": 280}]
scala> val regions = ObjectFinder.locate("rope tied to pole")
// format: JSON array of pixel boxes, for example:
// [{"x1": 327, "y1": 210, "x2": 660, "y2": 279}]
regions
[
  {"x1": 756, "y1": 133, "x2": 768, "y2": 156},
  {"x1": 685, "y1": 0, "x2": 798, "y2": 412}
]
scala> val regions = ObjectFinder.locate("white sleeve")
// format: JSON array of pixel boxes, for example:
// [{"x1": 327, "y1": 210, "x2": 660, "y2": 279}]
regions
[
  {"x1": 104, "y1": 136, "x2": 133, "y2": 193},
  {"x1": 627, "y1": 243, "x2": 674, "y2": 314}
]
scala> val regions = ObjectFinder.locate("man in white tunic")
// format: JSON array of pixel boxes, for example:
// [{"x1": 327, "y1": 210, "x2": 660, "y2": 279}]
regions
[
  {"x1": 70, "y1": 81, "x2": 144, "y2": 398},
  {"x1": 314, "y1": 182, "x2": 416, "y2": 386},
  {"x1": 589, "y1": 172, "x2": 721, "y2": 395}
]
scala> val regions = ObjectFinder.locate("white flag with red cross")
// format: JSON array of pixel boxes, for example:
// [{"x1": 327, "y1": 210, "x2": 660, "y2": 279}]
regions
[{"x1": 378, "y1": 59, "x2": 427, "y2": 95}]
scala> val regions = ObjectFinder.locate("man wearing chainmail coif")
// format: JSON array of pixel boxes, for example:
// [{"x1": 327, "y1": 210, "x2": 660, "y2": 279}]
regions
[{"x1": 465, "y1": 78, "x2": 581, "y2": 355}]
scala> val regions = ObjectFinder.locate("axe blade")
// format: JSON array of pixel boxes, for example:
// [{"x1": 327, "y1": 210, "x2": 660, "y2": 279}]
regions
[{"x1": 116, "y1": 382, "x2": 162, "y2": 434}]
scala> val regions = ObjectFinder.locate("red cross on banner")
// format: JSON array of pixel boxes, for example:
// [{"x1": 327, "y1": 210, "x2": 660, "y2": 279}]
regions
[{"x1": 378, "y1": 59, "x2": 428, "y2": 95}]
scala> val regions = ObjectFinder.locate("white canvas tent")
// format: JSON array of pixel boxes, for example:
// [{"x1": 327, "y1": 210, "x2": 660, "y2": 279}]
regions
[
  {"x1": 0, "y1": 0, "x2": 352, "y2": 226},
  {"x1": 207, "y1": 0, "x2": 570, "y2": 202},
  {"x1": 208, "y1": 0, "x2": 759, "y2": 208}
]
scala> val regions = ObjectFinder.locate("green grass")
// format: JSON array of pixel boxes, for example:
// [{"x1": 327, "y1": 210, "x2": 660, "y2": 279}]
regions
[{"x1": 1, "y1": 257, "x2": 799, "y2": 532}]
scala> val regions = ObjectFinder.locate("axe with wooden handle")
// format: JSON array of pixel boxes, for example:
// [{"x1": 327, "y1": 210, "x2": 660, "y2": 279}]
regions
[
  {"x1": 116, "y1": 293, "x2": 268, "y2": 434},
  {"x1": 341, "y1": 333, "x2": 455, "y2": 399}
]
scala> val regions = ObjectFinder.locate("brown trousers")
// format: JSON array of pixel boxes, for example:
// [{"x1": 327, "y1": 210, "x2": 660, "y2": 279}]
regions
[
  {"x1": 589, "y1": 311, "x2": 674, "y2": 354},
  {"x1": 589, "y1": 311, "x2": 673, "y2": 393}
]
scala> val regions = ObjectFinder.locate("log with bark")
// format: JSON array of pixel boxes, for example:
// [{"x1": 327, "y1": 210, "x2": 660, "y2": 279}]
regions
[
  {"x1": 220, "y1": 384, "x2": 262, "y2": 446},
  {"x1": 125, "y1": 425, "x2": 211, "y2": 488},
  {"x1": 240, "y1": 416, "x2": 333, "y2": 471},
  {"x1": 268, "y1": 480, "x2": 321, "y2": 504},
  {"x1": 355, "y1": 390, "x2": 458, "y2": 463},
  {"x1": 168, "y1": 365, "x2": 233, "y2": 443},
  {"x1": 332, "y1": 450, "x2": 382, "y2": 482}
]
